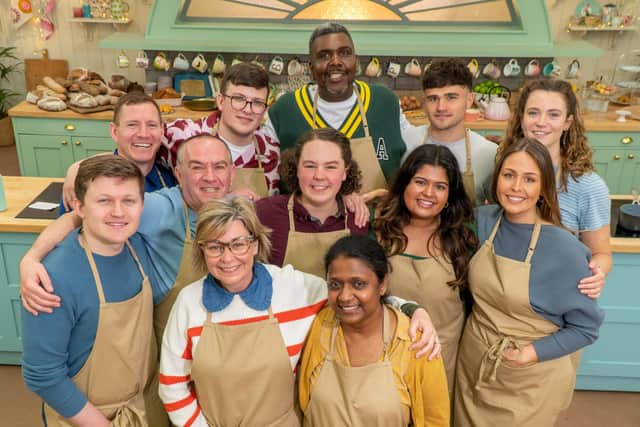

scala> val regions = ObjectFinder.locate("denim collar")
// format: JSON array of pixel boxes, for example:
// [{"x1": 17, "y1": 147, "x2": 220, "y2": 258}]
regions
[{"x1": 202, "y1": 262, "x2": 272, "y2": 312}]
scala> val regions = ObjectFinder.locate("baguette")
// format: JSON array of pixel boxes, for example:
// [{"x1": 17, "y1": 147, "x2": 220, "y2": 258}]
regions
[
  {"x1": 36, "y1": 85, "x2": 67, "y2": 100},
  {"x1": 43, "y1": 76, "x2": 67, "y2": 94}
]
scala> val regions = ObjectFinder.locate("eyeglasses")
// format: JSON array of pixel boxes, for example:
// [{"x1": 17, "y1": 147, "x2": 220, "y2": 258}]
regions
[
  {"x1": 222, "y1": 94, "x2": 268, "y2": 114},
  {"x1": 198, "y1": 235, "x2": 256, "y2": 258}
]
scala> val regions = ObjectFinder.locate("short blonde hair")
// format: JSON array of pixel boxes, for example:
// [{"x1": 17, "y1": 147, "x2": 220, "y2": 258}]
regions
[{"x1": 192, "y1": 195, "x2": 272, "y2": 274}]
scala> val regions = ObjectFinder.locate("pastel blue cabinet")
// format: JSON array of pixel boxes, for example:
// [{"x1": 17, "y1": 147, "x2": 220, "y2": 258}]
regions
[
  {"x1": 0, "y1": 233, "x2": 37, "y2": 365},
  {"x1": 576, "y1": 252, "x2": 640, "y2": 392}
]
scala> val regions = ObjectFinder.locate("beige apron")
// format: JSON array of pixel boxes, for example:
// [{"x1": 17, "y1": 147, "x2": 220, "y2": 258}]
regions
[
  {"x1": 388, "y1": 254, "x2": 463, "y2": 399},
  {"x1": 148, "y1": 201, "x2": 202, "y2": 427},
  {"x1": 453, "y1": 215, "x2": 574, "y2": 427},
  {"x1": 303, "y1": 305, "x2": 406, "y2": 426},
  {"x1": 191, "y1": 306, "x2": 299, "y2": 426},
  {"x1": 281, "y1": 195, "x2": 351, "y2": 278},
  {"x1": 425, "y1": 128, "x2": 476, "y2": 206},
  {"x1": 312, "y1": 87, "x2": 387, "y2": 194},
  {"x1": 44, "y1": 235, "x2": 154, "y2": 427},
  {"x1": 214, "y1": 122, "x2": 269, "y2": 198}
]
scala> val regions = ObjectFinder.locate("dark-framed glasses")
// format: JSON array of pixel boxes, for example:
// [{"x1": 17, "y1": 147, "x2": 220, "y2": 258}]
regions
[
  {"x1": 198, "y1": 235, "x2": 256, "y2": 258},
  {"x1": 223, "y1": 94, "x2": 267, "y2": 114}
]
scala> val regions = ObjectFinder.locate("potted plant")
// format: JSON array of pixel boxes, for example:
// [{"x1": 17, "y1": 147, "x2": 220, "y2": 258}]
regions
[{"x1": 0, "y1": 46, "x2": 21, "y2": 146}]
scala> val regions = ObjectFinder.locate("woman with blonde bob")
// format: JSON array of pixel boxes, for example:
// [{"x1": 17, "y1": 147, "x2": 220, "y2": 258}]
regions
[
  {"x1": 159, "y1": 196, "x2": 438, "y2": 427},
  {"x1": 454, "y1": 138, "x2": 604, "y2": 427}
]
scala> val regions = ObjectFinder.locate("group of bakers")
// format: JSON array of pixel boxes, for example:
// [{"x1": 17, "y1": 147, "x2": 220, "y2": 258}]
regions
[{"x1": 19, "y1": 22, "x2": 608, "y2": 427}]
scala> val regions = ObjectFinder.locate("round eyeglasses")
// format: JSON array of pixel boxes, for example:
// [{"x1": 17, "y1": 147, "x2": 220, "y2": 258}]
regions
[
  {"x1": 223, "y1": 94, "x2": 268, "y2": 114},
  {"x1": 198, "y1": 235, "x2": 256, "y2": 258}
]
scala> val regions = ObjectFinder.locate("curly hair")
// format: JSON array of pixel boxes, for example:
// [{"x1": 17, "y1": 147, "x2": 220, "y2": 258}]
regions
[
  {"x1": 422, "y1": 57, "x2": 473, "y2": 91},
  {"x1": 372, "y1": 145, "x2": 477, "y2": 289},
  {"x1": 501, "y1": 78, "x2": 594, "y2": 190},
  {"x1": 493, "y1": 137, "x2": 563, "y2": 227},
  {"x1": 279, "y1": 128, "x2": 362, "y2": 196}
]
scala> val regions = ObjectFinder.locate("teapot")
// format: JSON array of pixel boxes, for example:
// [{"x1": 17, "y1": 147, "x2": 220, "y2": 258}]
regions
[{"x1": 476, "y1": 85, "x2": 511, "y2": 121}]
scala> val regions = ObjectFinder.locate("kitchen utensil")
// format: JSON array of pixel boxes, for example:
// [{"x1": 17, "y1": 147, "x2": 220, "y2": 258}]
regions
[
  {"x1": 212, "y1": 54, "x2": 226, "y2": 74},
  {"x1": 404, "y1": 58, "x2": 421, "y2": 77},
  {"x1": 173, "y1": 53, "x2": 190, "y2": 71},
  {"x1": 524, "y1": 59, "x2": 541, "y2": 77},
  {"x1": 152, "y1": 52, "x2": 170, "y2": 71},
  {"x1": 477, "y1": 85, "x2": 511, "y2": 121},
  {"x1": 386, "y1": 61, "x2": 401, "y2": 78},
  {"x1": 365, "y1": 57, "x2": 381, "y2": 77},
  {"x1": 24, "y1": 49, "x2": 69, "y2": 91},
  {"x1": 503, "y1": 59, "x2": 521, "y2": 77},
  {"x1": 269, "y1": 56, "x2": 284, "y2": 75},
  {"x1": 467, "y1": 58, "x2": 480, "y2": 78},
  {"x1": 116, "y1": 50, "x2": 130, "y2": 68},
  {"x1": 174, "y1": 72, "x2": 212, "y2": 100},
  {"x1": 615, "y1": 110, "x2": 632, "y2": 122},
  {"x1": 183, "y1": 98, "x2": 217, "y2": 111},
  {"x1": 192, "y1": 54, "x2": 208, "y2": 73},
  {"x1": 482, "y1": 60, "x2": 501, "y2": 80},
  {"x1": 566, "y1": 59, "x2": 580, "y2": 79},
  {"x1": 618, "y1": 189, "x2": 640, "y2": 232},
  {"x1": 287, "y1": 57, "x2": 303, "y2": 76},
  {"x1": 543, "y1": 61, "x2": 561, "y2": 77},
  {"x1": 135, "y1": 51, "x2": 149, "y2": 69}
]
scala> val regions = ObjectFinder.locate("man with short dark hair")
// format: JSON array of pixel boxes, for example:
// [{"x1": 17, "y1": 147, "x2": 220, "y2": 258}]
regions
[
  {"x1": 163, "y1": 62, "x2": 279, "y2": 198},
  {"x1": 403, "y1": 58, "x2": 498, "y2": 205},
  {"x1": 22, "y1": 155, "x2": 164, "y2": 427},
  {"x1": 265, "y1": 22, "x2": 420, "y2": 194}
]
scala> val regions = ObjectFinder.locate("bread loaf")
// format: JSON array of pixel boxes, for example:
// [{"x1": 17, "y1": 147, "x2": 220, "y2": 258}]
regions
[
  {"x1": 37, "y1": 96, "x2": 67, "y2": 111},
  {"x1": 70, "y1": 92, "x2": 98, "y2": 108},
  {"x1": 36, "y1": 85, "x2": 67, "y2": 100}
]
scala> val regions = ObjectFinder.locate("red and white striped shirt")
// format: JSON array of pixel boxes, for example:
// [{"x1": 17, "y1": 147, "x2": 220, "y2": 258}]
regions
[{"x1": 158, "y1": 264, "x2": 327, "y2": 427}]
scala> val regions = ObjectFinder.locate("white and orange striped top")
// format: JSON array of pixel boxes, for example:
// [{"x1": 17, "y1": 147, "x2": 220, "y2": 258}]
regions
[{"x1": 158, "y1": 263, "x2": 328, "y2": 427}]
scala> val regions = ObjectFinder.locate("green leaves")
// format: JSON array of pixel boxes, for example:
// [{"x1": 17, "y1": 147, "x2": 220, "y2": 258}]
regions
[{"x1": 0, "y1": 47, "x2": 22, "y2": 118}]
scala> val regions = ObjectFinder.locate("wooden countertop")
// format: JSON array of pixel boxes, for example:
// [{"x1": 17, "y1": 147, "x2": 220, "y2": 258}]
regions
[
  {"x1": 0, "y1": 177, "x2": 63, "y2": 233},
  {"x1": 9, "y1": 101, "x2": 640, "y2": 132}
]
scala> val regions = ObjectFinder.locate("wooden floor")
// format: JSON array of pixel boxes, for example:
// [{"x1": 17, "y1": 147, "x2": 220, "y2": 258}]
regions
[{"x1": 1, "y1": 364, "x2": 639, "y2": 426}]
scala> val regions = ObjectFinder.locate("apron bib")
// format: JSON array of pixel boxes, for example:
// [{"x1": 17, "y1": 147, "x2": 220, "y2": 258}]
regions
[
  {"x1": 312, "y1": 87, "x2": 387, "y2": 194},
  {"x1": 424, "y1": 128, "x2": 476, "y2": 206},
  {"x1": 191, "y1": 307, "x2": 298, "y2": 427},
  {"x1": 44, "y1": 235, "x2": 154, "y2": 427},
  {"x1": 388, "y1": 254, "x2": 463, "y2": 399},
  {"x1": 303, "y1": 306, "x2": 406, "y2": 427},
  {"x1": 149, "y1": 201, "x2": 203, "y2": 427},
  {"x1": 281, "y1": 195, "x2": 350, "y2": 278},
  {"x1": 214, "y1": 121, "x2": 269, "y2": 198},
  {"x1": 454, "y1": 215, "x2": 573, "y2": 427}
]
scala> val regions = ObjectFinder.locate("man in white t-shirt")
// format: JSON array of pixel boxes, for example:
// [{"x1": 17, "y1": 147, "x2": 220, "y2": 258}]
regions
[{"x1": 402, "y1": 58, "x2": 498, "y2": 205}]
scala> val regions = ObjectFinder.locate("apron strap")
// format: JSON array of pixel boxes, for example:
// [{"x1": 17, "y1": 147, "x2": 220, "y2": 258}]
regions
[
  {"x1": 312, "y1": 84, "x2": 369, "y2": 138},
  {"x1": 286, "y1": 195, "x2": 297, "y2": 232},
  {"x1": 267, "y1": 306, "x2": 275, "y2": 320},
  {"x1": 525, "y1": 217, "x2": 543, "y2": 264},
  {"x1": 475, "y1": 335, "x2": 520, "y2": 388},
  {"x1": 464, "y1": 129, "x2": 472, "y2": 173},
  {"x1": 181, "y1": 201, "x2": 193, "y2": 244},
  {"x1": 381, "y1": 305, "x2": 393, "y2": 362},
  {"x1": 124, "y1": 240, "x2": 149, "y2": 283},
  {"x1": 78, "y1": 231, "x2": 107, "y2": 304},
  {"x1": 155, "y1": 165, "x2": 168, "y2": 189},
  {"x1": 487, "y1": 214, "x2": 503, "y2": 244}
]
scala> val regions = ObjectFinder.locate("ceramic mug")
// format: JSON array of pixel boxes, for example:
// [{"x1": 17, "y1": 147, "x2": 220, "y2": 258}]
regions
[
  {"x1": 612, "y1": 16, "x2": 623, "y2": 27},
  {"x1": 153, "y1": 52, "x2": 170, "y2": 71},
  {"x1": 231, "y1": 57, "x2": 243, "y2": 66},
  {"x1": 503, "y1": 58, "x2": 521, "y2": 77},
  {"x1": 355, "y1": 60, "x2": 362, "y2": 76},
  {"x1": 251, "y1": 57, "x2": 266, "y2": 70},
  {"x1": 287, "y1": 57, "x2": 303, "y2": 76},
  {"x1": 482, "y1": 60, "x2": 501, "y2": 79},
  {"x1": 365, "y1": 57, "x2": 381, "y2": 78},
  {"x1": 404, "y1": 58, "x2": 421, "y2": 77},
  {"x1": 269, "y1": 56, "x2": 284, "y2": 75},
  {"x1": 386, "y1": 61, "x2": 401, "y2": 78},
  {"x1": 524, "y1": 59, "x2": 541, "y2": 77},
  {"x1": 543, "y1": 61, "x2": 561, "y2": 77},
  {"x1": 192, "y1": 54, "x2": 208, "y2": 73},
  {"x1": 467, "y1": 58, "x2": 480, "y2": 78},
  {"x1": 423, "y1": 60, "x2": 432, "y2": 74},
  {"x1": 173, "y1": 53, "x2": 189, "y2": 71},
  {"x1": 211, "y1": 54, "x2": 225, "y2": 74},
  {"x1": 566, "y1": 59, "x2": 580, "y2": 79},
  {"x1": 135, "y1": 51, "x2": 149, "y2": 69},
  {"x1": 116, "y1": 50, "x2": 129, "y2": 68}
]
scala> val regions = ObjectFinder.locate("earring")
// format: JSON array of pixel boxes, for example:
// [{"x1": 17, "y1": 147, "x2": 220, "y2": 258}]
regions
[{"x1": 444, "y1": 202, "x2": 449, "y2": 208}]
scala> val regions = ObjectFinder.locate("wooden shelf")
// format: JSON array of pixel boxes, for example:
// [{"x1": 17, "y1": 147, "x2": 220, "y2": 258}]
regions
[{"x1": 567, "y1": 24, "x2": 637, "y2": 32}]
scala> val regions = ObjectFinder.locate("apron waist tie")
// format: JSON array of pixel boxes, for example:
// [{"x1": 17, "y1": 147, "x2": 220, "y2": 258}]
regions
[
  {"x1": 475, "y1": 335, "x2": 521, "y2": 389},
  {"x1": 98, "y1": 391, "x2": 146, "y2": 426}
]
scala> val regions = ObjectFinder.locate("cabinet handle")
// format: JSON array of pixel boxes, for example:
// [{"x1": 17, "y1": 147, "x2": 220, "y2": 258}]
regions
[
  {"x1": 629, "y1": 153, "x2": 635, "y2": 160},
  {"x1": 64, "y1": 124, "x2": 76, "y2": 131},
  {"x1": 74, "y1": 140, "x2": 82, "y2": 146},
  {"x1": 620, "y1": 136, "x2": 633, "y2": 145},
  {"x1": 60, "y1": 140, "x2": 68, "y2": 145},
  {"x1": 613, "y1": 154, "x2": 621, "y2": 160}
]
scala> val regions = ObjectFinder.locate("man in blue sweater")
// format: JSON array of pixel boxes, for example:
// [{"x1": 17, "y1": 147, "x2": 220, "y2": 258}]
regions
[{"x1": 21, "y1": 155, "x2": 164, "y2": 426}]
